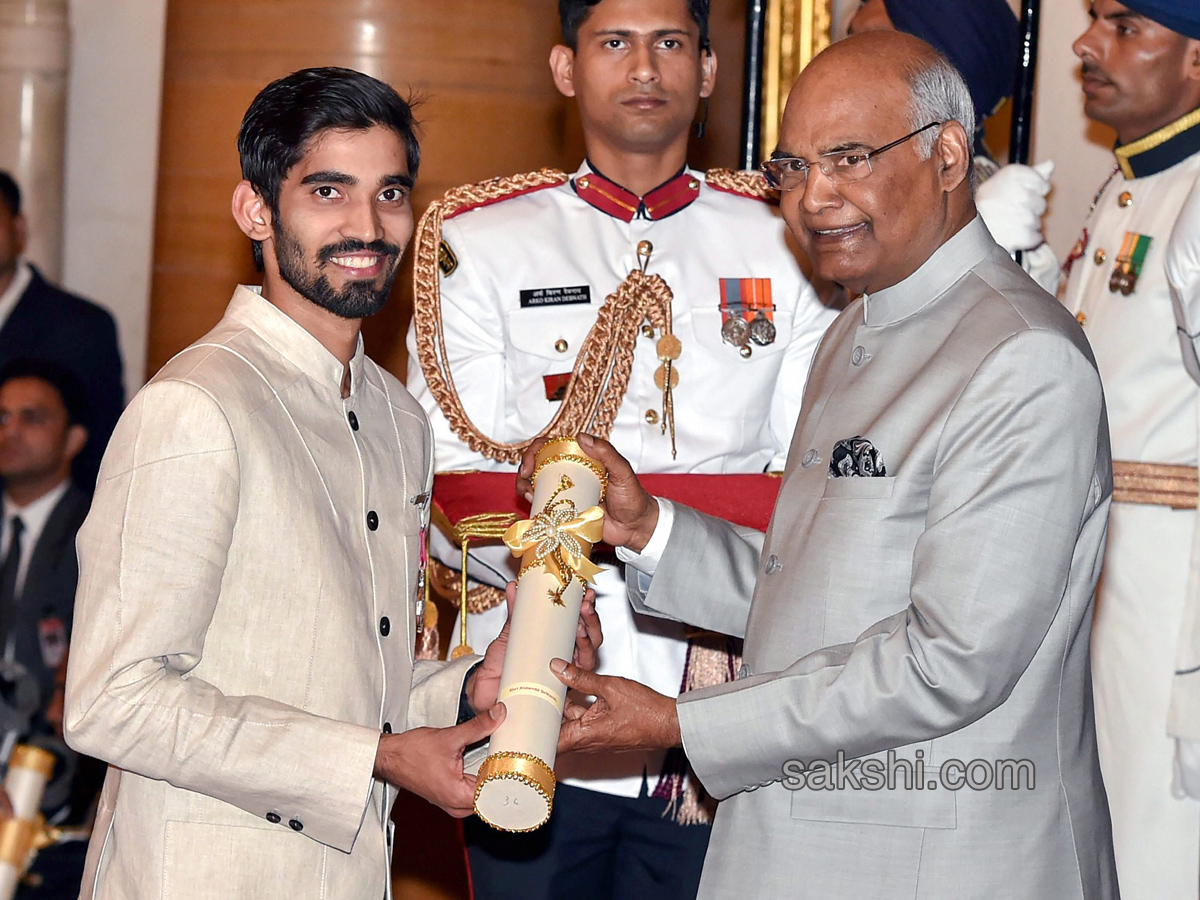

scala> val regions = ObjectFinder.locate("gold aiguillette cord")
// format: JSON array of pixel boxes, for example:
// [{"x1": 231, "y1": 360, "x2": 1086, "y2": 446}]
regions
[{"x1": 639, "y1": 241, "x2": 679, "y2": 459}]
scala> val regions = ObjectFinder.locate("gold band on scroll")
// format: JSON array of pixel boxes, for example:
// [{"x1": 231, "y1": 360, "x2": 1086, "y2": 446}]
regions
[
  {"x1": 532, "y1": 438, "x2": 608, "y2": 500},
  {"x1": 9, "y1": 746, "x2": 53, "y2": 779},
  {"x1": 474, "y1": 752, "x2": 557, "y2": 832},
  {"x1": 0, "y1": 817, "x2": 38, "y2": 868}
]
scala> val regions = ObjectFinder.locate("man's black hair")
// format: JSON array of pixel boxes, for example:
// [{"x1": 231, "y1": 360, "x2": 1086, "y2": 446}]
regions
[
  {"x1": 0, "y1": 172, "x2": 20, "y2": 218},
  {"x1": 237, "y1": 67, "x2": 420, "y2": 271},
  {"x1": 0, "y1": 359, "x2": 88, "y2": 427},
  {"x1": 558, "y1": 0, "x2": 711, "y2": 51}
]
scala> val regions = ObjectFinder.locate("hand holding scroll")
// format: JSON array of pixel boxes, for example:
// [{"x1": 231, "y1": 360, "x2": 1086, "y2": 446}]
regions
[
  {"x1": 517, "y1": 433, "x2": 658, "y2": 553},
  {"x1": 552, "y1": 659, "x2": 682, "y2": 754}
]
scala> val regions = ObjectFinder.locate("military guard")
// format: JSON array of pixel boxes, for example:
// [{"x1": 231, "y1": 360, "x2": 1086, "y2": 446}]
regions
[
  {"x1": 1063, "y1": 3, "x2": 1200, "y2": 898},
  {"x1": 405, "y1": 0, "x2": 834, "y2": 897}
]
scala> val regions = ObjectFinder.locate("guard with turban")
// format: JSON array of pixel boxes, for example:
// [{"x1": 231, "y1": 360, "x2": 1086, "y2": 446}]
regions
[
  {"x1": 1063, "y1": 3, "x2": 1200, "y2": 899},
  {"x1": 849, "y1": 0, "x2": 1060, "y2": 295}
]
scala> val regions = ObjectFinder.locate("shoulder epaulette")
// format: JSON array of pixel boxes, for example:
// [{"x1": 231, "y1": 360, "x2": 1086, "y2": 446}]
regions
[
  {"x1": 440, "y1": 168, "x2": 569, "y2": 221},
  {"x1": 704, "y1": 168, "x2": 777, "y2": 203}
]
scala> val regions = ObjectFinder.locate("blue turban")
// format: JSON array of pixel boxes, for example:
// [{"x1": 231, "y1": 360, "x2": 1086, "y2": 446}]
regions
[
  {"x1": 1123, "y1": 1, "x2": 1200, "y2": 41},
  {"x1": 882, "y1": 0, "x2": 1022, "y2": 122}
]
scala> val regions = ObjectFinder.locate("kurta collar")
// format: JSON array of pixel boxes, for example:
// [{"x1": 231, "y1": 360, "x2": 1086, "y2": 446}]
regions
[
  {"x1": 572, "y1": 161, "x2": 701, "y2": 222},
  {"x1": 862, "y1": 217, "x2": 994, "y2": 327},
  {"x1": 226, "y1": 286, "x2": 366, "y2": 396},
  {"x1": 1115, "y1": 106, "x2": 1200, "y2": 180}
]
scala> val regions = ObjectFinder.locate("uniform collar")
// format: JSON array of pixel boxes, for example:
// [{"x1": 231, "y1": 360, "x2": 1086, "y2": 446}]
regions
[
  {"x1": 863, "y1": 217, "x2": 994, "y2": 327},
  {"x1": 226, "y1": 285, "x2": 366, "y2": 396},
  {"x1": 572, "y1": 161, "x2": 701, "y2": 222},
  {"x1": 1115, "y1": 106, "x2": 1200, "y2": 180}
]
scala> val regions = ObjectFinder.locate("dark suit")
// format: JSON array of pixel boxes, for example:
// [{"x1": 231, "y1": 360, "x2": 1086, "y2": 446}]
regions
[{"x1": 0, "y1": 267, "x2": 124, "y2": 488}]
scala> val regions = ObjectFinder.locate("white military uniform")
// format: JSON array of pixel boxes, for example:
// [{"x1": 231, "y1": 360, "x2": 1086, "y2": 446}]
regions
[
  {"x1": 1062, "y1": 112, "x2": 1200, "y2": 900},
  {"x1": 405, "y1": 161, "x2": 835, "y2": 798}
]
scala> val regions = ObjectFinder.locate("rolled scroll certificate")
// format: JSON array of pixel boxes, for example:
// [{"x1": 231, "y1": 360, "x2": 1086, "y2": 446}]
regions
[
  {"x1": 0, "y1": 744, "x2": 54, "y2": 900},
  {"x1": 473, "y1": 438, "x2": 607, "y2": 831}
]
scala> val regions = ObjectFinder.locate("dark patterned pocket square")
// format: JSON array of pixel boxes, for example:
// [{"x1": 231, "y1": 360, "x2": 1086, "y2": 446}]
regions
[{"x1": 829, "y1": 436, "x2": 887, "y2": 478}]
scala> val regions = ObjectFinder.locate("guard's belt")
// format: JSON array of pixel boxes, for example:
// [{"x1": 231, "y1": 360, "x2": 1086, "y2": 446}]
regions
[{"x1": 1112, "y1": 460, "x2": 1199, "y2": 509}]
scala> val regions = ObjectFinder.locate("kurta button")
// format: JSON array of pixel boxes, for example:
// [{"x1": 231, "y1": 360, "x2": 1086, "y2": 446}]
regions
[
  {"x1": 554, "y1": 339, "x2": 569, "y2": 353},
  {"x1": 737, "y1": 663, "x2": 751, "y2": 679},
  {"x1": 851, "y1": 346, "x2": 866, "y2": 366},
  {"x1": 289, "y1": 819, "x2": 304, "y2": 832},
  {"x1": 801, "y1": 449, "x2": 818, "y2": 467},
  {"x1": 380, "y1": 616, "x2": 391, "y2": 636},
  {"x1": 266, "y1": 812, "x2": 281, "y2": 824},
  {"x1": 367, "y1": 511, "x2": 379, "y2": 531},
  {"x1": 765, "y1": 555, "x2": 782, "y2": 575},
  {"x1": 1094, "y1": 249, "x2": 1107, "y2": 265},
  {"x1": 383, "y1": 722, "x2": 392, "y2": 733},
  {"x1": 347, "y1": 411, "x2": 359, "y2": 431},
  {"x1": 645, "y1": 410, "x2": 659, "y2": 425}
]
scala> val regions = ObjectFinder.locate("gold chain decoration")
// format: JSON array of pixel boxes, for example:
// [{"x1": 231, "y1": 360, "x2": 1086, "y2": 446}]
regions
[
  {"x1": 503, "y1": 476, "x2": 605, "y2": 605},
  {"x1": 704, "y1": 167, "x2": 776, "y2": 200},
  {"x1": 413, "y1": 170, "x2": 677, "y2": 463}
]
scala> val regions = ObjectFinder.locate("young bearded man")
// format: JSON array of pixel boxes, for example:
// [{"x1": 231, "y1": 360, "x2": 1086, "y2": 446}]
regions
[{"x1": 62, "y1": 68, "x2": 598, "y2": 900}]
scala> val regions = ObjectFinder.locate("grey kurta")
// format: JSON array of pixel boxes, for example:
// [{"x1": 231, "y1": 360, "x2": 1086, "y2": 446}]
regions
[
  {"x1": 629, "y1": 219, "x2": 1118, "y2": 899},
  {"x1": 65, "y1": 288, "x2": 476, "y2": 900}
]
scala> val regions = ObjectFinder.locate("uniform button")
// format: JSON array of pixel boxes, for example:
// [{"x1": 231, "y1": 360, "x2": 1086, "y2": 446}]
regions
[
  {"x1": 347, "y1": 411, "x2": 359, "y2": 431},
  {"x1": 642, "y1": 325, "x2": 655, "y2": 338},
  {"x1": 739, "y1": 345, "x2": 753, "y2": 359},
  {"x1": 765, "y1": 554, "x2": 782, "y2": 575},
  {"x1": 1094, "y1": 249, "x2": 1107, "y2": 265},
  {"x1": 851, "y1": 345, "x2": 866, "y2": 366},
  {"x1": 367, "y1": 511, "x2": 379, "y2": 531},
  {"x1": 383, "y1": 722, "x2": 392, "y2": 734},
  {"x1": 380, "y1": 616, "x2": 391, "y2": 637},
  {"x1": 645, "y1": 409, "x2": 659, "y2": 425},
  {"x1": 266, "y1": 812, "x2": 281, "y2": 824},
  {"x1": 1076, "y1": 311, "x2": 1087, "y2": 326},
  {"x1": 554, "y1": 339, "x2": 569, "y2": 353},
  {"x1": 737, "y1": 663, "x2": 751, "y2": 679},
  {"x1": 801, "y1": 449, "x2": 818, "y2": 468},
  {"x1": 1118, "y1": 191, "x2": 1133, "y2": 208},
  {"x1": 289, "y1": 819, "x2": 304, "y2": 832}
]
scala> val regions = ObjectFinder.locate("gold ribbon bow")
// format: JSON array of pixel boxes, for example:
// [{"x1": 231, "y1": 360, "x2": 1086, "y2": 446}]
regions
[{"x1": 503, "y1": 501, "x2": 605, "y2": 604}]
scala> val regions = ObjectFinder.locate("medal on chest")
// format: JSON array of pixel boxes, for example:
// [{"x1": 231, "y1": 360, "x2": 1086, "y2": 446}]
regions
[
  {"x1": 719, "y1": 278, "x2": 775, "y2": 358},
  {"x1": 1109, "y1": 231, "x2": 1153, "y2": 296}
]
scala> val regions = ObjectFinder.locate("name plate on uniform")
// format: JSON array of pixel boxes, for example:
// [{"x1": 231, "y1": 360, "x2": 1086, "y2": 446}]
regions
[{"x1": 519, "y1": 285, "x2": 591, "y2": 308}]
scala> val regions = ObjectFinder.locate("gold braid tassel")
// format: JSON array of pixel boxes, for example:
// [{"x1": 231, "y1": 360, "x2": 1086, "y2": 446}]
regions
[{"x1": 413, "y1": 171, "x2": 675, "y2": 463}]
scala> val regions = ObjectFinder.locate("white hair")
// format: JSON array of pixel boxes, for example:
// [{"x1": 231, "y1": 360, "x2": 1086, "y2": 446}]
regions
[{"x1": 906, "y1": 53, "x2": 976, "y2": 159}]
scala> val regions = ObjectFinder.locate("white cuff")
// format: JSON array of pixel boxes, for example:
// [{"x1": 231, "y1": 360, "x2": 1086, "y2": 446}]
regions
[{"x1": 615, "y1": 498, "x2": 675, "y2": 577}]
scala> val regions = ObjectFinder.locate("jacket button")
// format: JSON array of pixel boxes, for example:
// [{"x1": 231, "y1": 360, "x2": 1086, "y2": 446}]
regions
[
  {"x1": 851, "y1": 346, "x2": 866, "y2": 366},
  {"x1": 1094, "y1": 249, "x2": 1107, "y2": 265},
  {"x1": 348, "y1": 411, "x2": 359, "y2": 431},
  {"x1": 801, "y1": 449, "x2": 818, "y2": 467},
  {"x1": 380, "y1": 616, "x2": 391, "y2": 637},
  {"x1": 266, "y1": 812, "x2": 281, "y2": 824},
  {"x1": 644, "y1": 410, "x2": 659, "y2": 425},
  {"x1": 554, "y1": 339, "x2": 569, "y2": 353},
  {"x1": 367, "y1": 511, "x2": 379, "y2": 531},
  {"x1": 289, "y1": 819, "x2": 304, "y2": 832},
  {"x1": 765, "y1": 555, "x2": 782, "y2": 575},
  {"x1": 737, "y1": 663, "x2": 751, "y2": 679},
  {"x1": 383, "y1": 722, "x2": 392, "y2": 733}
]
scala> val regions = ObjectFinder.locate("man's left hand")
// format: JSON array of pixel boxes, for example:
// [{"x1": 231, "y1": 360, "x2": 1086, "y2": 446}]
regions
[
  {"x1": 465, "y1": 582, "x2": 602, "y2": 715},
  {"x1": 552, "y1": 659, "x2": 681, "y2": 753}
]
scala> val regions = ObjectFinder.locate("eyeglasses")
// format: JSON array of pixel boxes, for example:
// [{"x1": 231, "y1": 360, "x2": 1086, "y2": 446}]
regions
[{"x1": 760, "y1": 121, "x2": 943, "y2": 192}]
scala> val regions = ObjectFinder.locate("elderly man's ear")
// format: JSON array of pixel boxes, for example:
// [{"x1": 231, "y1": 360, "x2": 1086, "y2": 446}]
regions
[{"x1": 933, "y1": 121, "x2": 972, "y2": 194}]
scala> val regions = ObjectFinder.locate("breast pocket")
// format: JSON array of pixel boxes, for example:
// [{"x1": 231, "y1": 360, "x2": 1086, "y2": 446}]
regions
[
  {"x1": 821, "y1": 476, "x2": 896, "y2": 501},
  {"x1": 507, "y1": 306, "x2": 598, "y2": 361},
  {"x1": 687, "y1": 307, "x2": 792, "y2": 361}
]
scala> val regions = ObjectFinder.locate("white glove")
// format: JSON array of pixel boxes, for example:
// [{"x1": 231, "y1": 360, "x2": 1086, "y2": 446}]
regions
[
  {"x1": 1174, "y1": 738, "x2": 1200, "y2": 800},
  {"x1": 976, "y1": 161, "x2": 1055, "y2": 254}
]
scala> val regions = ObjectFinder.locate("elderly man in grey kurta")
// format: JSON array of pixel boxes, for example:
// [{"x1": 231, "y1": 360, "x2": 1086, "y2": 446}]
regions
[
  {"x1": 543, "y1": 33, "x2": 1119, "y2": 900},
  {"x1": 62, "y1": 69, "x2": 600, "y2": 900}
]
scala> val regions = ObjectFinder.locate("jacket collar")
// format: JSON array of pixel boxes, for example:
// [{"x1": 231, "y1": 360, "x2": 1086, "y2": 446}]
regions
[
  {"x1": 572, "y1": 161, "x2": 700, "y2": 222},
  {"x1": 863, "y1": 217, "x2": 995, "y2": 327},
  {"x1": 225, "y1": 286, "x2": 366, "y2": 397},
  {"x1": 1115, "y1": 106, "x2": 1200, "y2": 180}
]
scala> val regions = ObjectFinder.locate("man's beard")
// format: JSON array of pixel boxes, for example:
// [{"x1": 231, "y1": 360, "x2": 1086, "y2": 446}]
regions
[{"x1": 273, "y1": 222, "x2": 401, "y2": 319}]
